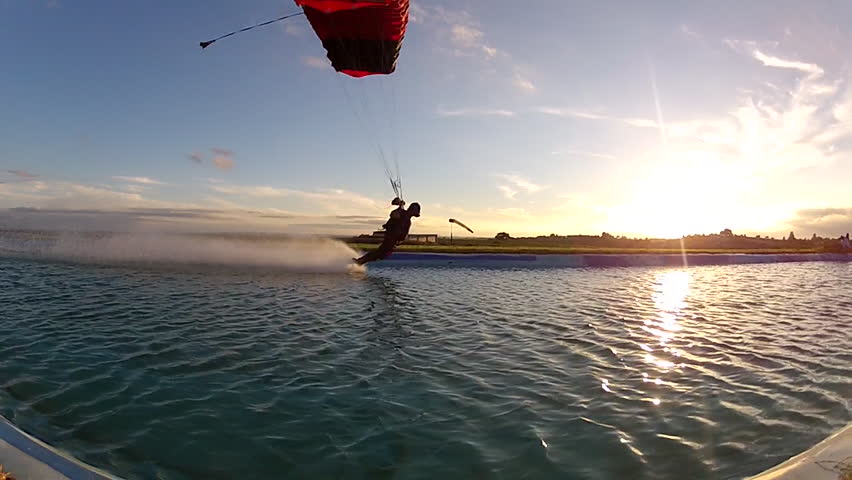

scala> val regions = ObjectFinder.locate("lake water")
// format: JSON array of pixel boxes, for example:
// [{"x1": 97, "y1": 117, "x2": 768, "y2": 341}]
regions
[{"x1": 1, "y1": 251, "x2": 850, "y2": 479}]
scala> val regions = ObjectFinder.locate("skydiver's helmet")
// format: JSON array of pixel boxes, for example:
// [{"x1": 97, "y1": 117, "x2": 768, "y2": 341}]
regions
[
  {"x1": 391, "y1": 197, "x2": 404, "y2": 206},
  {"x1": 408, "y1": 202, "x2": 421, "y2": 217}
]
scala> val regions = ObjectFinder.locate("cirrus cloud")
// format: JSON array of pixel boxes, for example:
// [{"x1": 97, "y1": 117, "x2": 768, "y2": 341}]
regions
[{"x1": 111, "y1": 176, "x2": 164, "y2": 185}]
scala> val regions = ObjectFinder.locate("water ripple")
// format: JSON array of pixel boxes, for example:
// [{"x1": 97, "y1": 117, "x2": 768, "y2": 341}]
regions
[{"x1": 0, "y1": 258, "x2": 850, "y2": 479}]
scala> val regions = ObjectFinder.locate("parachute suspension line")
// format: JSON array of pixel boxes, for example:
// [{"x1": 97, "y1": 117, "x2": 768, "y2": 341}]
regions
[
  {"x1": 388, "y1": 76, "x2": 401, "y2": 183},
  {"x1": 199, "y1": 11, "x2": 305, "y2": 49},
  {"x1": 373, "y1": 15, "x2": 403, "y2": 203},
  {"x1": 359, "y1": 79, "x2": 402, "y2": 200},
  {"x1": 324, "y1": 9, "x2": 404, "y2": 202},
  {"x1": 335, "y1": 75, "x2": 401, "y2": 200},
  {"x1": 336, "y1": 79, "x2": 383, "y2": 165},
  {"x1": 377, "y1": 18, "x2": 403, "y2": 203},
  {"x1": 334, "y1": 63, "x2": 403, "y2": 201}
]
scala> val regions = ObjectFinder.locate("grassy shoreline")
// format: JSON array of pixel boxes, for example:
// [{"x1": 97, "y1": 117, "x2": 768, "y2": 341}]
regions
[
  {"x1": 0, "y1": 229, "x2": 845, "y2": 255},
  {"x1": 346, "y1": 243, "x2": 835, "y2": 255}
]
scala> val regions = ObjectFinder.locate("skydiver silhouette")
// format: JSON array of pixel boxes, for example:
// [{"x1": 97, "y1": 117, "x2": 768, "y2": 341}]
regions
[{"x1": 354, "y1": 201, "x2": 420, "y2": 265}]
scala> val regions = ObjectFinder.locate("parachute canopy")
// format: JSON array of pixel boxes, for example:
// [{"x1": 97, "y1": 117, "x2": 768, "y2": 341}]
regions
[
  {"x1": 449, "y1": 218, "x2": 474, "y2": 234},
  {"x1": 295, "y1": 0, "x2": 410, "y2": 77}
]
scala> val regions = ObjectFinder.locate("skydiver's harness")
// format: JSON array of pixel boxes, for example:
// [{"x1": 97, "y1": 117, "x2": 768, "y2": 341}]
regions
[{"x1": 382, "y1": 197, "x2": 406, "y2": 235}]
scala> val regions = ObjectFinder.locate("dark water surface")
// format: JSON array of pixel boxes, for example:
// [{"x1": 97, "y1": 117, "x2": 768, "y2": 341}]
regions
[{"x1": 1, "y1": 257, "x2": 850, "y2": 479}]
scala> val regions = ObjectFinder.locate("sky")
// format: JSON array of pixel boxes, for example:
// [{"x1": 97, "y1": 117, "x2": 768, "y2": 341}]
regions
[{"x1": 2, "y1": 0, "x2": 852, "y2": 239}]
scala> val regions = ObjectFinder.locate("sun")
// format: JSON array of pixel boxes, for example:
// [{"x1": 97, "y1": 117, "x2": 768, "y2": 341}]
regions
[{"x1": 606, "y1": 150, "x2": 760, "y2": 238}]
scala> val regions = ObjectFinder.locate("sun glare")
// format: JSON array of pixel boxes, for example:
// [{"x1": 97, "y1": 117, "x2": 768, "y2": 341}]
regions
[
  {"x1": 608, "y1": 151, "x2": 762, "y2": 238},
  {"x1": 641, "y1": 270, "x2": 689, "y2": 373}
]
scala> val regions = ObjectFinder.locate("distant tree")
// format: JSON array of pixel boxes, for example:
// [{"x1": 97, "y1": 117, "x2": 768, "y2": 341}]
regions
[
  {"x1": 720, "y1": 228, "x2": 734, "y2": 237},
  {"x1": 812, "y1": 233, "x2": 817, "y2": 241},
  {"x1": 601, "y1": 232, "x2": 614, "y2": 240},
  {"x1": 788, "y1": 231, "x2": 796, "y2": 241},
  {"x1": 495, "y1": 232, "x2": 511, "y2": 240}
]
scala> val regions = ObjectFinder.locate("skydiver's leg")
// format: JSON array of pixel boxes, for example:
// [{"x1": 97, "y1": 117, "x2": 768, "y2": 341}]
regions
[
  {"x1": 355, "y1": 237, "x2": 397, "y2": 265},
  {"x1": 355, "y1": 250, "x2": 382, "y2": 265}
]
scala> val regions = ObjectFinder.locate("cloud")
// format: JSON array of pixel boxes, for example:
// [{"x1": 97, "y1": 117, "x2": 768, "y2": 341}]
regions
[
  {"x1": 0, "y1": 177, "x2": 390, "y2": 235},
  {"x1": 494, "y1": 207, "x2": 529, "y2": 218},
  {"x1": 787, "y1": 208, "x2": 852, "y2": 237},
  {"x1": 412, "y1": 5, "x2": 498, "y2": 57},
  {"x1": 47, "y1": 185, "x2": 148, "y2": 209},
  {"x1": 495, "y1": 174, "x2": 545, "y2": 200},
  {"x1": 412, "y1": 4, "x2": 551, "y2": 98},
  {"x1": 699, "y1": 51, "x2": 846, "y2": 172},
  {"x1": 594, "y1": 49, "x2": 852, "y2": 238},
  {"x1": 538, "y1": 49, "x2": 847, "y2": 173},
  {"x1": 210, "y1": 148, "x2": 235, "y2": 171},
  {"x1": 0, "y1": 181, "x2": 52, "y2": 203},
  {"x1": 552, "y1": 150, "x2": 616, "y2": 160},
  {"x1": 752, "y1": 50, "x2": 823, "y2": 76},
  {"x1": 451, "y1": 24, "x2": 482, "y2": 47},
  {"x1": 210, "y1": 185, "x2": 290, "y2": 198},
  {"x1": 0, "y1": 179, "x2": 189, "y2": 212},
  {"x1": 500, "y1": 174, "x2": 544, "y2": 193},
  {"x1": 498, "y1": 185, "x2": 517, "y2": 200},
  {"x1": 213, "y1": 156, "x2": 234, "y2": 171},
  {"x1": 211, "y1": 148, "x2": 233, "y2": 156},
  {"x1": 534, "y1": 107, "x2": 609, "y2": 120},
  {"x1": 189, "y1": 149, "x2": 234, "y2": 170},
  {"x1": 409, "y1": 2, "x2": 427, "y2": 24},
  {"x1": 534, "y1": 106, "x2": 659, "y2": 128},
  {"x1": 0, "y1": 206, "x2": 388, "y2": 235},
  {"x1": 679, "y1": 24, "x2": 700, "y2": 40},
  {"x1": 723, "y1": 38, "x2": 779, "y2": 55},
  {"x1": 302, "y1": 56, "x2": 330, "y2": 69},
  {"x1": 7, "y1": 170, "x2": 37, "y2": 178},
  {"x1": 623, "y1": 118, "x2": 660, "y2": 128},
  {"x1": 209, "y1": 183, "x2": 381, "y2": 215},
  {"x1": 124, "y1": 185, "x2": 147, "y2": 194},
  {"x1": 449, "y1": 24, "x2": 497, "y2": 58},
  {"x1": 0, "y1": 173, "x2": 393, "y2": 235},
  {"x1": 436, "y1": 106, "x2": 515, "y2": 118},
  {"x1": 552, "y1": 193, "x2": 601, "y2": 215},
  {"x1": 513, "y1": 73, "x2": 536, "y2": 93},
  {"x1": 111, "y1": 176, "x2": 164, "y2": 185},
  {"x1": 481, "y1": 46, "x2": 498, "y2": 58}
]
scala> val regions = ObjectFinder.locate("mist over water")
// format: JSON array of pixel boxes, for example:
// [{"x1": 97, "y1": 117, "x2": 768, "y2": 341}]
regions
[{"x1": 0, "y1": 231, "x2": 365, "y2": 273}]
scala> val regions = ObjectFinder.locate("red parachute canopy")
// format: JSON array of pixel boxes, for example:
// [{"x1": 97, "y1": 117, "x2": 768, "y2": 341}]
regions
[{"x1": 294, "y1": 0, "x2": 410, "y2": 77}]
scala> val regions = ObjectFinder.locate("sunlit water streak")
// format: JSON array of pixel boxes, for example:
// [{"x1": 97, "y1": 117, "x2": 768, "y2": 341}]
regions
[{"x1": 0, "y1": 257, "x2": 849, "y2": 480}]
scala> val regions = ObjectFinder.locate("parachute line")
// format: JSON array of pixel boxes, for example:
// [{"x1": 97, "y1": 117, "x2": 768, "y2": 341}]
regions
[
  {"x1": 200, "y1": 11, "x2": 305, "y2": 49},
  {"x1": 334, "y1": 63, "x2": 404, "y2": 202},
  {"x1": 318, "y1": 5, "x2": 407, "y2": 202}
]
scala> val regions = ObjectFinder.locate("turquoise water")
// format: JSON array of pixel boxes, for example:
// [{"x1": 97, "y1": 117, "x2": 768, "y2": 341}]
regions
[{"x1": 1, "y1": 255, "x2": 850, "y2": 480}]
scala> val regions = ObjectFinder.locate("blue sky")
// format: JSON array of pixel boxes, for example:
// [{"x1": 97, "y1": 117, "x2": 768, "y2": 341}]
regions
[{"x1": 2, "y1": 0, "x2": 852, "y2": 238}]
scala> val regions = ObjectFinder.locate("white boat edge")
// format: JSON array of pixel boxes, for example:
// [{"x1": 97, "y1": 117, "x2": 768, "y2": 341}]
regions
[
  {"x1": 746, "y1": 422, "x2": 852, "y2": 480},
  {"x1": 4, "y1": 415, "x2": 849, "y2": 480},
  {"x1": 0, "y1": 415, "x2": 122, "y2": 480}
]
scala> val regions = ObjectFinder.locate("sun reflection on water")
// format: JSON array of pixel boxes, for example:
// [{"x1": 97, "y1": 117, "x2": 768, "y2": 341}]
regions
[{"x1": 640, "y1": 270, "x2": 691, "y2": 404}]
